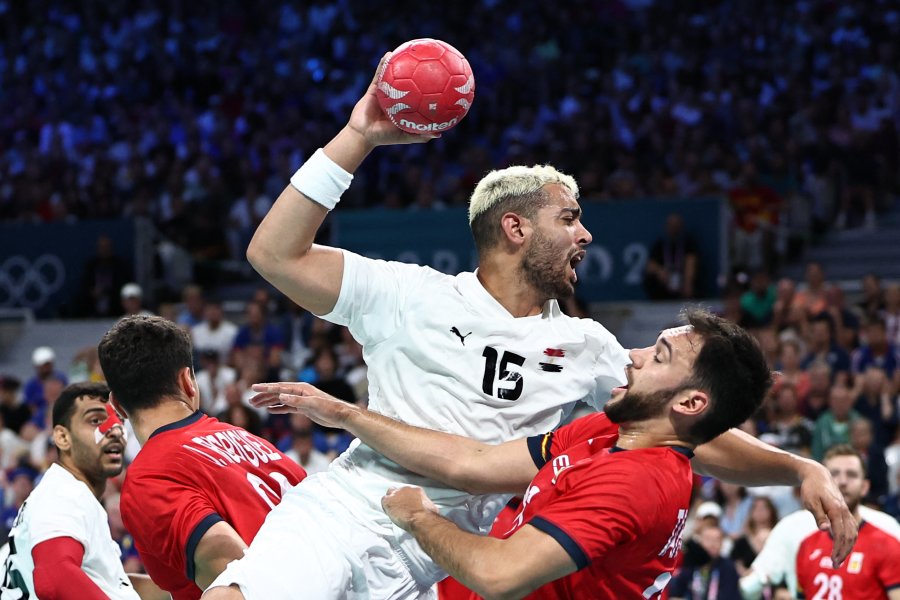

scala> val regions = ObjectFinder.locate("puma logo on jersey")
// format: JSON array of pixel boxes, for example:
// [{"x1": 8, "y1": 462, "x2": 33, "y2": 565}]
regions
[{"x1": 450, "y1": 327, "x2": 472, "y2": 345}]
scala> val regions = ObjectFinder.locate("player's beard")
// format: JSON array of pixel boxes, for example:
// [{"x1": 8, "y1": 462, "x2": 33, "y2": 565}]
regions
[
  {"x1": 522, "y1": 228, "x2": 574, "y2": 300},
  {"x1": 605, "y1": 386, "x2": 682, "y2": 424}
]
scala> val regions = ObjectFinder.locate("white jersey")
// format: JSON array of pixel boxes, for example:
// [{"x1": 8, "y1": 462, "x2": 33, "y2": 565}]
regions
[
  {"x1": 312, "y1": 251, "x2": 629, "y2": 585},
  {"x1": 1, "y1": 463, "x2": 139, "y2": 599},
  {"x1": 742, "y1": 506, "x2": 900, "y2": 598}
]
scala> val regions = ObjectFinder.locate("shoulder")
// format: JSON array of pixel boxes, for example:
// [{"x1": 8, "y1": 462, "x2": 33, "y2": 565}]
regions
[{"x1": 859, "y1": 506, "x2": 900, "y2": 540}]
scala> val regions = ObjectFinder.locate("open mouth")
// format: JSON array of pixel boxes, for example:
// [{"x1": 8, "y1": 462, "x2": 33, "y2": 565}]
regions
[
  {"x1": 569, "y1": 251, "x2": 585, "y2": 282},
  {"x1": 104, "y1": 444, "x2": 124, "y2": 459}
]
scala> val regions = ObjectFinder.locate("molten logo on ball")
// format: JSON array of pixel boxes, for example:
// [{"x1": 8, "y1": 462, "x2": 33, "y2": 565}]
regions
[{"x1": 377, "y1": 38, "x2": 475, "y2": 134}]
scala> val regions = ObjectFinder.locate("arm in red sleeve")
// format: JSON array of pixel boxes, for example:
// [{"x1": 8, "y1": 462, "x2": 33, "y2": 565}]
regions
[{"x1": 32, "y1": 537, "x2": 109, "y2": 600}]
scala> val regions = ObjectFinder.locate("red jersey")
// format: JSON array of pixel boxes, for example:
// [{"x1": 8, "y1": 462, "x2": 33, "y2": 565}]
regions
[
  {"x1": 440, "y1": 413, "x2": 692, "y2": 600},
  {"x1": 120, "y1": 412, "x2": 306, "y2": 600},
  {"x1": 796, "y1": 520, "x2": 900, "y2": 600}
]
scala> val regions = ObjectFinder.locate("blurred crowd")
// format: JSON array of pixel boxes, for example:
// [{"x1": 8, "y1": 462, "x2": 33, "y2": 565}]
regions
[{"x1": 2, "y1": 0, "x2": 899, "y2": 274}]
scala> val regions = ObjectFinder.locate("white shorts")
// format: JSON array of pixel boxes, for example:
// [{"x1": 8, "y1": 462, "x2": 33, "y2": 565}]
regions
[{"x1": 207, "y1": 476, "x2": 436, "y2": 599}]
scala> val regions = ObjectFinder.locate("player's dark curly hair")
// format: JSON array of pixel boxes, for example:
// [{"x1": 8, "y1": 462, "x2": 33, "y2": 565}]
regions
[
  {"x1": 681, "y1": 308, "x2": 772, "y2": 444},
  {"x1": 98, "y1": 315, "x2": 194, "y2": 414},
  {"x1": 53, "y1": 381, "x2": 110, "y2": 429}
]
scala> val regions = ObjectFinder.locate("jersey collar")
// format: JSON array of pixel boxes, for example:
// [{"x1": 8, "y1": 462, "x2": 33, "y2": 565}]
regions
[
  {"x1": 458, "y1": 270, "x2": 560, "y2": 320},
  {"x1": 610, "y1": 445, "x2": 695, "y2": 459},
  {"x1": 148, "y1": 410, "x2": 204, "y2": 440}
]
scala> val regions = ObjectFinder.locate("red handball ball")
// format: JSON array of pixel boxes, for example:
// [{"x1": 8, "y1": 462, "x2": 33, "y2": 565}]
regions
[{"x1": 377, "y1": 38, "x2": 475, "y2": 134}]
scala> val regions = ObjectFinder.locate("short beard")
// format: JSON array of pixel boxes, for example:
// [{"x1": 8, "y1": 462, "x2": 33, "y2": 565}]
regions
[
  {"x1": 521, "y1": 228, "x2": 573, "y2": 300},
  {"x1": 605, "y1": 386, "x2": 684, "y2": 424}
]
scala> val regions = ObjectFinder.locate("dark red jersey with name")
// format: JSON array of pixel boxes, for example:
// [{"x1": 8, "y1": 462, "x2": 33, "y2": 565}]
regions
[{"x1": 121, "y1": 412, "x2": 306, "y2": 600}]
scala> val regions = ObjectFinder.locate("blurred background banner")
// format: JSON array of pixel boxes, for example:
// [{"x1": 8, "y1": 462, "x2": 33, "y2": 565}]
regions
[
  {"x1": 0, "y1": 220, "x2": 135, "y2": 317},
  {"x1": 333, "y1": 197, "x2": 726, "y2": 301}
]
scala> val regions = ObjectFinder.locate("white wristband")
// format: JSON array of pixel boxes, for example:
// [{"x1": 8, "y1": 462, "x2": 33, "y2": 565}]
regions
[{"x1": 289, "y1": 148, "x2": 353, "y2": 211}]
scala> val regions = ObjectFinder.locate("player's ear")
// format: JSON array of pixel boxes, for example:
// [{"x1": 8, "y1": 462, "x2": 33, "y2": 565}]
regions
[
  {"x1": 179, "y1": 367, "x2": 197, "y2": 398},
  {"x1": 672, "y1": 389, "x2": 709, "y2": 417},
  {"x1": 499, "y1": 212, "x2": 529, "y2": 247},
  {"x1": 53, "y1": 424, "x2": 72, "y2": 452}
]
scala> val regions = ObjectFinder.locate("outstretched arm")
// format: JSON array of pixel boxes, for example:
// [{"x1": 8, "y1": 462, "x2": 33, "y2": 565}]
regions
[
  {"x1": 382, "y1": 487, "x2": 576, "y2": 600},
  {"x1": 693, "y1": 428, "x2": 856, "y2": 566},
  {"x1": 250, "y1": 382, "x2": 538, "y2": 494},
  {"x1": 247, "y1": 53, "x2": 434, "y2": 315}
]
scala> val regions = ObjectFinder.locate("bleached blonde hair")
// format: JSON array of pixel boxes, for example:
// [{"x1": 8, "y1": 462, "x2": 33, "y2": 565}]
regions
[
  {"x1": 467, "y1": 164, "x2": 579, "y2": 225},
  {"x1": 467, "y1": 165, "x2": 579, "y2": 253}
]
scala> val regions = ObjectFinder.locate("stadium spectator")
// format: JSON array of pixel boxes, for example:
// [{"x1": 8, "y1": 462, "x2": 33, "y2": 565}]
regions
[
  {"x1": 849, "y1": 417, "x2": 890, "y2": 505},
  {"x1": 22, "y1": 346, "x2": 68, "y2": 417},
  {"x1": 642, "y1": 212, "x2": 700, "y2": 300},
  {"x1": 757, "y1": 383, "x2": 814, "y2": 457},
  {"x1": 190, "y1": 300, "x2": 238, "y2": 364},
  {"x1": 858, "y1": 273, "x2": 886, "y2": 322},
  {"x1": 883, "y1": 284, "x2": 900, "y2": 349},
  {"x1": 792, "y1": 263, "x2": 830, "y2": 320},
  {"x1": 195, "y1": 349, "x2": 237, "y2": 416},
  {"x1": 232, "y1": 301, "x2": 284, "y2": 374},
  {"x1": 176, "y1": 284, "x2": 206, "y2": 328},
  {"x1": 74, "y1": 235, "x2": 133, "y2": 318},
  {"x1": 669, "y1": 524, "x2": 742, "y2": 600},
  {"x1": 801, "y1": 313, "x2": 851, "y2": 387},
  {"x1": 729, "y1": 496, "x2": 778, "y2": 577},
  {"x1": 811, "y1": 386, "x2": 861, "y2": 461},
  {"x1": 852, "y1": 366, "x2": 897, "y2": 450},
  {"x1": 282, "y1": 414, "x2": 332, "y2": 476},
  {"x1": 0, "y1": 376, "x2": 31, "y2": 436},
  {"x1": 741, "y1": 270, "x2": 777, "y2": 328},
  {"x1": 852, "y1": 318, "x2": 899, "y2": 388},
  {"x1": 120, "y1": 283, "x2": 153, "y2": 318}
]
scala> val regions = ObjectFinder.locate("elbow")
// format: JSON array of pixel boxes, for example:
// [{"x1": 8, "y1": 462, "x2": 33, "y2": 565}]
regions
[
  {"x1": 246, "y1": 235, "x2": 272, "y2": 275},
  {"x1": 476, "y1": 574, "x2": 528, "y2": 600}
]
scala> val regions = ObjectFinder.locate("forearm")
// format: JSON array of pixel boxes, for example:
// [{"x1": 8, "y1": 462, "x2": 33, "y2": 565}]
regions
[
  {"x1": 406, "y1": 511, "x2": 529, "y2": 600},
  {"x1": 694, "y1": 428, "x2": 819, "y2": 485},
  {"x1": 343, "y1": 404, "x2": 530, "y2": 494},
  {"x1": 129, "y1": 573, "x2": 171, "y2": 600}
]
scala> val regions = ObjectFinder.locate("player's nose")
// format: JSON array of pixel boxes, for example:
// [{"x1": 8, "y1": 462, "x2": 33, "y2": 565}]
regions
[{"x1": 576, "y1": 221, "x2": 592, "y2": 245}]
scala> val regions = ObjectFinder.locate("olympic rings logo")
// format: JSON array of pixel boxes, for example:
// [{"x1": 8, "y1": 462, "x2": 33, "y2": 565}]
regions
[{"x1": 0, "y1": 254, "x2": 66, "y2": 309}]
